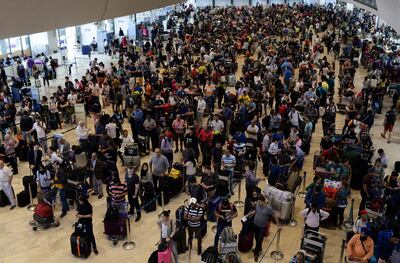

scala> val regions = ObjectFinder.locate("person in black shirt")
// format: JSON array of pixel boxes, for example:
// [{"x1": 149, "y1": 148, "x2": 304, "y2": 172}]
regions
[
  {"x1": 125, "y1": 166, "x2": 141, "y2": 221},
  {"x1": 76, "y1": 195, "x2": 98, "y2": 255},
  {"x1": 184, "y1": 129, "x2": 199, "y2": 156}
]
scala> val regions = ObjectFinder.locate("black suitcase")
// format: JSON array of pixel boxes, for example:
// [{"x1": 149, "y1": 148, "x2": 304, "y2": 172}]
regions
[
  {"x1": 17, "y1": 190, "x2": 30, "y2": 207},
  {"x1": 201, "y1": 246, "x2": 218, "y2": 263},
  {"x1": 157, "y1": 177, "x2": 170, "y2": 206},
  {"x1": 0, "y1": 190, "x2": 10, "y2": 207},
  {"x1": 136, "y1": 137, "x2": 149, "y2": 155},
  {"x1": 200, "y1": 219, "x2": 207, "y2": 238},
  {"x1": 70, "y1": 233, "x2": 91, "y2": 258},
  {"x1": 18, "y1": 145, "x2": 29, "y2": 162},
  {"x1": 148, "y1": 250, "x2": 158, "y2": 263},
  {"x1": 395, "y1": 161, "x2": 400, "y2": 173},
  {"x1": 175, "y1": 227, "x2": 188, "y2": 254},
  {"x1": 49, "y1": 119, "x2": 58, "y2": 130}
]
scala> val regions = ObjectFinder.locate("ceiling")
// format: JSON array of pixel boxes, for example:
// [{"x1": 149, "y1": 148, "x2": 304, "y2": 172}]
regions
[
  {"x1": 343, "y1": 0, "x2": 400, "y2": 33},
  {"x1": 0, "y1": 0, "x2": 184, "y2": 39}
]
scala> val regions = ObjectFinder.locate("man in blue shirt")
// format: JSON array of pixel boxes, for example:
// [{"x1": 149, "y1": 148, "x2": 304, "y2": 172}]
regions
[{"x1": 130, "y1": 105, "x2": 144, "y2": 138}]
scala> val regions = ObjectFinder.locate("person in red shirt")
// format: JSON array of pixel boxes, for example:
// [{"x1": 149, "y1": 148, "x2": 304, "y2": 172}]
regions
[{"x1": 197, "y1": 126, "x2": 214, "y2": 165}]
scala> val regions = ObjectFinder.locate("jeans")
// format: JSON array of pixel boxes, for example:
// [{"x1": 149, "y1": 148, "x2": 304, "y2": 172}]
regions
[
  {"x1": 1, "y1": 183, "x2": 15, "y2": 206},
  {"x1": 187, "y1": 225, "x2": 202, "y2": 253},
  {"x1": 38, "y1": 137, "x2": 48, "y2": 152},
  {"x1": 22, "y1": 131, "x2": 33, "y2": 143},
  {"x1": 214, "y1": 222, "x2": 231, "y2": 248},
  {"x1": 224, "y1": 169, "x2": 234, "y2": 195},
  {"x1": 58, "y1": 188, "x2": 69, "y2": 213},
  {"x1": 93, "y1": 176, "x2": 103, "y2": 196},
  {"x1": 253, "y1": 224, "x2": 266, "y2": 256}
]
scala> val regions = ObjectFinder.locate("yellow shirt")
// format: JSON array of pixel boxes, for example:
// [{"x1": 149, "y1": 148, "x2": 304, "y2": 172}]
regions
[{"x1": 198, "y1": 65, "x2": 207, "y2": 75}]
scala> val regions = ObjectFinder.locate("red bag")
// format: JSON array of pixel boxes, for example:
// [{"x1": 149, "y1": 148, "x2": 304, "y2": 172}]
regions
[
  {"x1": 264, "y1": 218, "x2": 272, "y2": 237},
  {"x1": 34, "y1": 203, "x2": 53, "y2": 218},
  {"x1": 323, "y1": 187, "x2": 338, "y2": 199}
]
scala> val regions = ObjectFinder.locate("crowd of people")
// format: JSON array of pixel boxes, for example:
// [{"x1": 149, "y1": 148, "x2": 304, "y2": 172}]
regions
[{"x1": 0, "y1": 2, "x2": 400, "y2": 262}]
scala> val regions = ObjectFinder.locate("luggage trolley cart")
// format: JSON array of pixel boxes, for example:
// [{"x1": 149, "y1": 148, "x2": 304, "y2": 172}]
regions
[
  {"x1": 104, "y1": 201, "x2": 129, "y2": 246},
  {"x1": 301, "y1": 230, "x2": 327, "y2": 263}
]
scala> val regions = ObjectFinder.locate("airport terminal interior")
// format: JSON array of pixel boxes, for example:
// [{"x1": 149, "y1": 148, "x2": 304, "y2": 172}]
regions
[{"x1": 1, "y1": 0, "x2": 400, "y2": 262}]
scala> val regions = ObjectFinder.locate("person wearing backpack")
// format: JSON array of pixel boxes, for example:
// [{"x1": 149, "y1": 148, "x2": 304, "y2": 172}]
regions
[
  {"x1": 299, "y1": 202, "x2": 329, "y2": 233},
  {"x1": 381, "y1": 106, "x2": 397, "y2": 143},
  {"x1": 157, "y1": 210, "x2": 178, "y2": 263},
  {"x1": 213, "y1": 198, "x2": 238, "y2": 249}
]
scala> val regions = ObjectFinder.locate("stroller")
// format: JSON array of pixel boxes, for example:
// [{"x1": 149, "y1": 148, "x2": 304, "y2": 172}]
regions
[{"x1": 30, "y1": 189, "x2": 60, "y2": 231}]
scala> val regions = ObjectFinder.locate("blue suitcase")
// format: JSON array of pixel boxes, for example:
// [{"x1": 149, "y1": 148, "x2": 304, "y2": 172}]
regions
[{"x1": 12, "y1": 87, "x2": 21, "y2": 103}]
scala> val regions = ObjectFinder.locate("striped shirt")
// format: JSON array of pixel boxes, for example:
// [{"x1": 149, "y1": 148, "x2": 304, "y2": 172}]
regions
[
  {"x1": 109, "y1": 183, "x2": 127, "y2": 203},
  {"x1": 221, "y1": 154, "x2": 236, "y2": 171},
  {"x1": 185, "y1": 205, "x2": 204, "y2": 228}
]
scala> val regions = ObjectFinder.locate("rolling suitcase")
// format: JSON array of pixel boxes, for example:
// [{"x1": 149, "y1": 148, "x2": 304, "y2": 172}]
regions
[
  {"x1": 23, "y1": 175, "x2": 37, "y2": 198},
  {"x1": 70, "y1": 232, "x2": 91, "y2": 258},
  {"x1": 49, "y1": 118, "x2": 58, "y2": 130},
  {"x1": 238, "y1": 231, "x2": 253, "y2": 252},
  {"x1": 201, "y1": 246, "x2": 219, "y2": 263},
  {"x1": 157, "y1": 177, "x2": 170, "y2": 206},
  {"x1": 263, "y1": 186, "x2": 294, "y2": 221},
  {"x1": 135, "y1": 137, "x2": 149, "y2": 155},
  {"x1": 104, "y1": 218, "x2": 127, "y2": 238},
  {"x1": 200, "y1": 219, "x2": 207, "y2": 238},
  {"x1": 175, "y1": 227, "x2": 188, "y2": 254},
  {"x1": 148, "y1": 250, "x2": 158, "y2": 263},
  {"x1": 35, "y1": 79, "x2": 42, "y2": 88},
  {"x1": 228, "y1": 74, "x2": 236, "y2": 87},
  {"x1": 286, "y1": 173, "x2": 302, "y2": 194},
  {"x1": 0, "y1": 190, "x2": 10, "y2": 207},
  {"x1": 17, "y1": 190, "x2": 30, "y2": 207},
  {"x1": 12, "y1": 87, "x2": 21, "y2": 103},
  {"x1": 157, "y1": 247, "x2": 172, "y2": 263}
]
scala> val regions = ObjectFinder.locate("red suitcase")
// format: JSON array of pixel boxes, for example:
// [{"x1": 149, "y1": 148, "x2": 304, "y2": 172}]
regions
[
  {"x1": 238, "y1": 232, "x2": 253, "y2": 252},
  {"x1": 158, "y1": 247, "x2": 172, "y2": 263},
  {"x1": 104, "y1": 218, "x2": 127, "y2": 238},
  {"x1": 35, "y1": 203, "x2": 53, "y2": 218}
]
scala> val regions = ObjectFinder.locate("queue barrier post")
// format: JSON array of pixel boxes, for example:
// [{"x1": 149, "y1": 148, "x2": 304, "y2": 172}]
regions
[
  {"x1": 234, "y1": 181, "x2": 244, "y2": 208},
  {"x1": 298, "y1": 171, "x2": 307, "y2": 198},
  {"x1": 270, "y1": 225, "x2": 284, "y2": 261}
]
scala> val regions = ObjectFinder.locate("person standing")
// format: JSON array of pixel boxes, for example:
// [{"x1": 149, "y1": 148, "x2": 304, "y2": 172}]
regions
[
  {"x1": 299, "y1": 203, "x2": 330, "y2": 232},
  {"x1": 172, "y1": 114, "x2": 186, "y2": 153},
  {"x1": 0, "y1": 160, "x2": 16, "y2": 210},
  {"x1": 157, "y1": 210, "x2": 178, "y2": 263},
  {"x1": 76, "y1": 121, "x2": 89, "y2": 152},
  {"x1": 54, "y1": 161, "x2": 69, "y2": 217},
  {"x1": 196, "y1": 95, "x2": 207, "y2": 126},
  {"x1": 184, "y1": 197, "x2": 204, "y2": 255},
  {"x1": 29, "y1": 118, "x2": 48, "y2": 152},
  {"x1": 245, "y1": 195, "x2": 277, "y2": 261},
  {"x1": 143, "y1": 115, "x2": 158, "y2": 152},
  {"x1": 381, "y1": 106, "x2": 397, "y2": 143},
  {"x1": 28, "y1": 143, "x2": 43, "y2": 177},
  {"x1": 76, "y1": 195, "x2": 98, "y2": 255},
  {"x1": 221, "y1": 149, "x2": 236, "y2": 195},
  {"x1": 87, "y1": 153, "x2": 104, "y2": 199},
  {"x1": 149, "y1": 148, "x2": 170, "y2": 193},
  {"x1": 36, "y1": 164, "x2": 51, "y2": 193},
  {"x1": 125, "y1": 166, "x2": 141, "y2": 221},
  {"x1": 213, "y1": 198, "x2": 238, "y2": 248}
]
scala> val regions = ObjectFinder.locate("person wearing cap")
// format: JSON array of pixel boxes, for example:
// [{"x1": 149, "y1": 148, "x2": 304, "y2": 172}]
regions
[
  {"x1": 184, "y1": 197, "x2": 204, "y2": 255},
  {"x1": 347, "y1": 228, "x2": 376, "y2": 263},
  {"x1": 213, "y1": 198, "x2": 238, "y2": 249},
  {"x1": 347, "y1": 210, "x2": 370, "y2": 242}
]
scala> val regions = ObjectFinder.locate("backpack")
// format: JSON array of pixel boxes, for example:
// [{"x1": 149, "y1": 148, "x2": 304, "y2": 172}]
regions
[{"x1": 104, "y1": 205, "x2": 119, "y2": 223}]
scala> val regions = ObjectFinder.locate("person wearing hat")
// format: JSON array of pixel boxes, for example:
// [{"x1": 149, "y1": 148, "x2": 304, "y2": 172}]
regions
[
  {"x1": 347, "y1": 210, "x2": 370, "y2": 242},
  {"x1": 184, "y1": 197, "x2": 204, "y2": 255},
  {"x1": 347, "y1": 227, "x2": 376, "y2": 263},
  {"x1": 213, "y1": 197, "x2": 238, "y2": 249}
]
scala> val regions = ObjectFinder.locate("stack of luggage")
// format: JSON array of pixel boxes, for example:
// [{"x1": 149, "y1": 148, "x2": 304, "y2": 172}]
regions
[
  {"x1": 103, "y1": 205, "x2": 127, "y2": 244},
  {"x1": 70, "y1": 222, "x2": 91, "y2": 258},
  {"x1": 124, "y1": 143, "x2": 140, "y2": 167}
]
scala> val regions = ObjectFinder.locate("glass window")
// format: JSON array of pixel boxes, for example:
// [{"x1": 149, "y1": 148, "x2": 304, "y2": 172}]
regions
[
  {"x1": 196, "y1": 0, "x2": 213, "y2": 7},
  {"x1": 215, "y1": 0, "x2": 232, "y2": 6},
  {"x1": 114, "y1": 16, "x2": 130, "y2": 37},
  {"x1": 253, "y1": 0, "x2": 268, "y2": 5},
  {"x1": 9, "y1": 37, "x2": 22, "y2": 56},
  {"x1": 21, "y1": 36, "x2": 31, "y2": 57},
  {"x1": 271, "y1": 0, "x2": 285, "y2": 3},
  {"x1": 234, "y1": 0, "x2": 249, "y2": 6},
  {"x1": 29, "y1": 32, "x2": 49, "y2": 56},
  {"x1": 0, "y1": 39, "x2": 10, "y2": 58}
]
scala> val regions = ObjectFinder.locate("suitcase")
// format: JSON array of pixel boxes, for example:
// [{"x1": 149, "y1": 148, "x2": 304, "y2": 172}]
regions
[
  {"x1": 238, "y1": 231, "x2": 253, "y2": 252},
  {"x1": 142, "y1": 182, "x2": 157, "y2": 213},
  {"x1": 287, "y1": 173, "x2": 302, "y2": 194},
  {"x1": 149, "y1": 250, "x2": 158, "y2": 263},
  {"x1": 0, "y1": 189, "x2": 10, "y2": 207},
  {"x1": 125, "y1": 143, "x2": 139, "y2": 156},
  {"x1": 175, "y1": 227, "x2": 188, "y2": 254},
  {"x1": 70, "y1": 233, "x2": 91, "y2": 258},
  {"x1": 157, "y1": 247, "x2": 172, "y2": 263},
  {"x1": 17, "y1": 190, "x2": 30, "y2": 207},
  {"x1": 34, "y1": 202, "x2": 53, "y2": 218},
  {"x1": 49, "y1": 119, "x2": 58, "y2": 130},
  {"x1": 263, "y1": 186, "x2": 294, "y2": 220},
  {"x1": 12, "y1": 87, "x2": 21, "y2": 103},
  {"x1": 201, "y1": 246, "x2": 219, "y2": 263},
  {"x1": 23, "y1": 176, "x2": 37, "y2": 198},
  {"x1": 104, "y1": 218, "x2": 127, "y2": 238},
  {"x1": 200, "y1": 219, "x2": 207, "y2": 238},
  {"x1": 18, "y1": 144, "x2": 29, "y2": 161},
  {"x1": 157, "y1": 177, "x2": 170, "y2": 206},
  {"x1": 35, "y1": 79, "x2": 42, "y2": 88},
  {"x1": 207, "y1": 196, "x2": 222, "y2": 222},
  {"x1": 135, "y1": 137, "x2": 149, "y2": 155},
  {"x1": 123, "y1": 155, "x2": 141, "y2": 168},
  {"x1": 167, "y1": 177, "x2": 182, "y2": 198},
  {"x1": 395, "y1": 161, "x2": 400, "y2": 173},
  {"x1": 228, "y1": 74, "x2": 236, "y2": 87}
]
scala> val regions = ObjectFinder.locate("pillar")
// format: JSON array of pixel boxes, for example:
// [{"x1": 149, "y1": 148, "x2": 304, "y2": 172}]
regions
[{"x1": 47, "y1": 30, "x2": 58, "y2": 55}]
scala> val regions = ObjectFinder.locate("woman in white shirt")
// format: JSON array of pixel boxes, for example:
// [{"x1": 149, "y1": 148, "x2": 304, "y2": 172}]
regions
[{"x1": 119, "y1": 129, "x2": 134, "y2": 164}]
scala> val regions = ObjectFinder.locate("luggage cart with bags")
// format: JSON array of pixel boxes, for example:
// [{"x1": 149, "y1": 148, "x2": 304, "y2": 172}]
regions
[
  {"x1": 301, "y1": 230, "x2": 327, "y2": 263},
  {"x1": 123, "y1": 143, "x2": 140, "y2": 168}
]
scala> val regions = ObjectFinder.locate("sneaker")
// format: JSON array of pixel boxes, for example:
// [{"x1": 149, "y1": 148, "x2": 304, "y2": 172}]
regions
[
  {"x1": 254, "y1": 254, "x2": 259, "y2": 262},
  {"x1": 60, "y1": 211, "x2": 67, "y2": 218},
  {"x1": 93, "y1": 248, "x2": 99, "y2": 255},
  {"x1": 135, "y1": 215, "x2": 141, "y2": 222},
  {"x1": 10, "y1": 205, "x2": 16, "y2": 210}
]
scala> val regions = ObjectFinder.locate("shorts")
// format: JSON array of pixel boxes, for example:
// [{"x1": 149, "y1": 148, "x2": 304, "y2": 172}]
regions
[{"x1": 385, "y1": 124, "x2": 394, "y2": 132}]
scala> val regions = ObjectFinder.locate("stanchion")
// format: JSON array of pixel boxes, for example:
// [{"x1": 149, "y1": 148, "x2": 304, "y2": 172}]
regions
[
  {"x1": 161, "y1": 191, "x2": 165, "y2": 212},
  {"x1": 339, "y1": 239, "x2": 346, "y2": 263},
  {"x1": 343, "y1": 199, "x2": 355, "y2": 229},
  {"x1": 298, "y1": 171, "x2": 307, "y2": 198},
  {"x1": 234, "y1": 182, "x2": 244, "y2": 207},
  {"x1": 288, "y1": 197, "x2": 297, "y2": 227},
  {"x1": 27, "y1": 183, "x2": 36, "y2": 211},
  {"x1": 270, "y1": 226, "x2": 284, "y2": 260},
  {"x1": 122, "y1": 215, "x2": 136, "y2": 250}
]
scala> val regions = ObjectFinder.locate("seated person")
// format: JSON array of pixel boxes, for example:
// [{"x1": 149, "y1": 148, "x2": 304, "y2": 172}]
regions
[
  {"x1": 347, "y1": 228, "x2": 376, "y2": 263},
  {"x1": 290, "y1": 251, "x2": 312, "y2": 263}
]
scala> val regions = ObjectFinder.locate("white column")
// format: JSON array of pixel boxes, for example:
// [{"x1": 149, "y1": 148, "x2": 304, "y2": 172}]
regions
[{"x1": 47, "y1": 30, "x2": 58, "y2": 55}]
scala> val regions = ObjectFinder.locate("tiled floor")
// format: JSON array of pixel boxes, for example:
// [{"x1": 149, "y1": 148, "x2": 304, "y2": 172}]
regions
[{"x1": 0, "y1": 44, "x2": 398, "y2": 263}]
